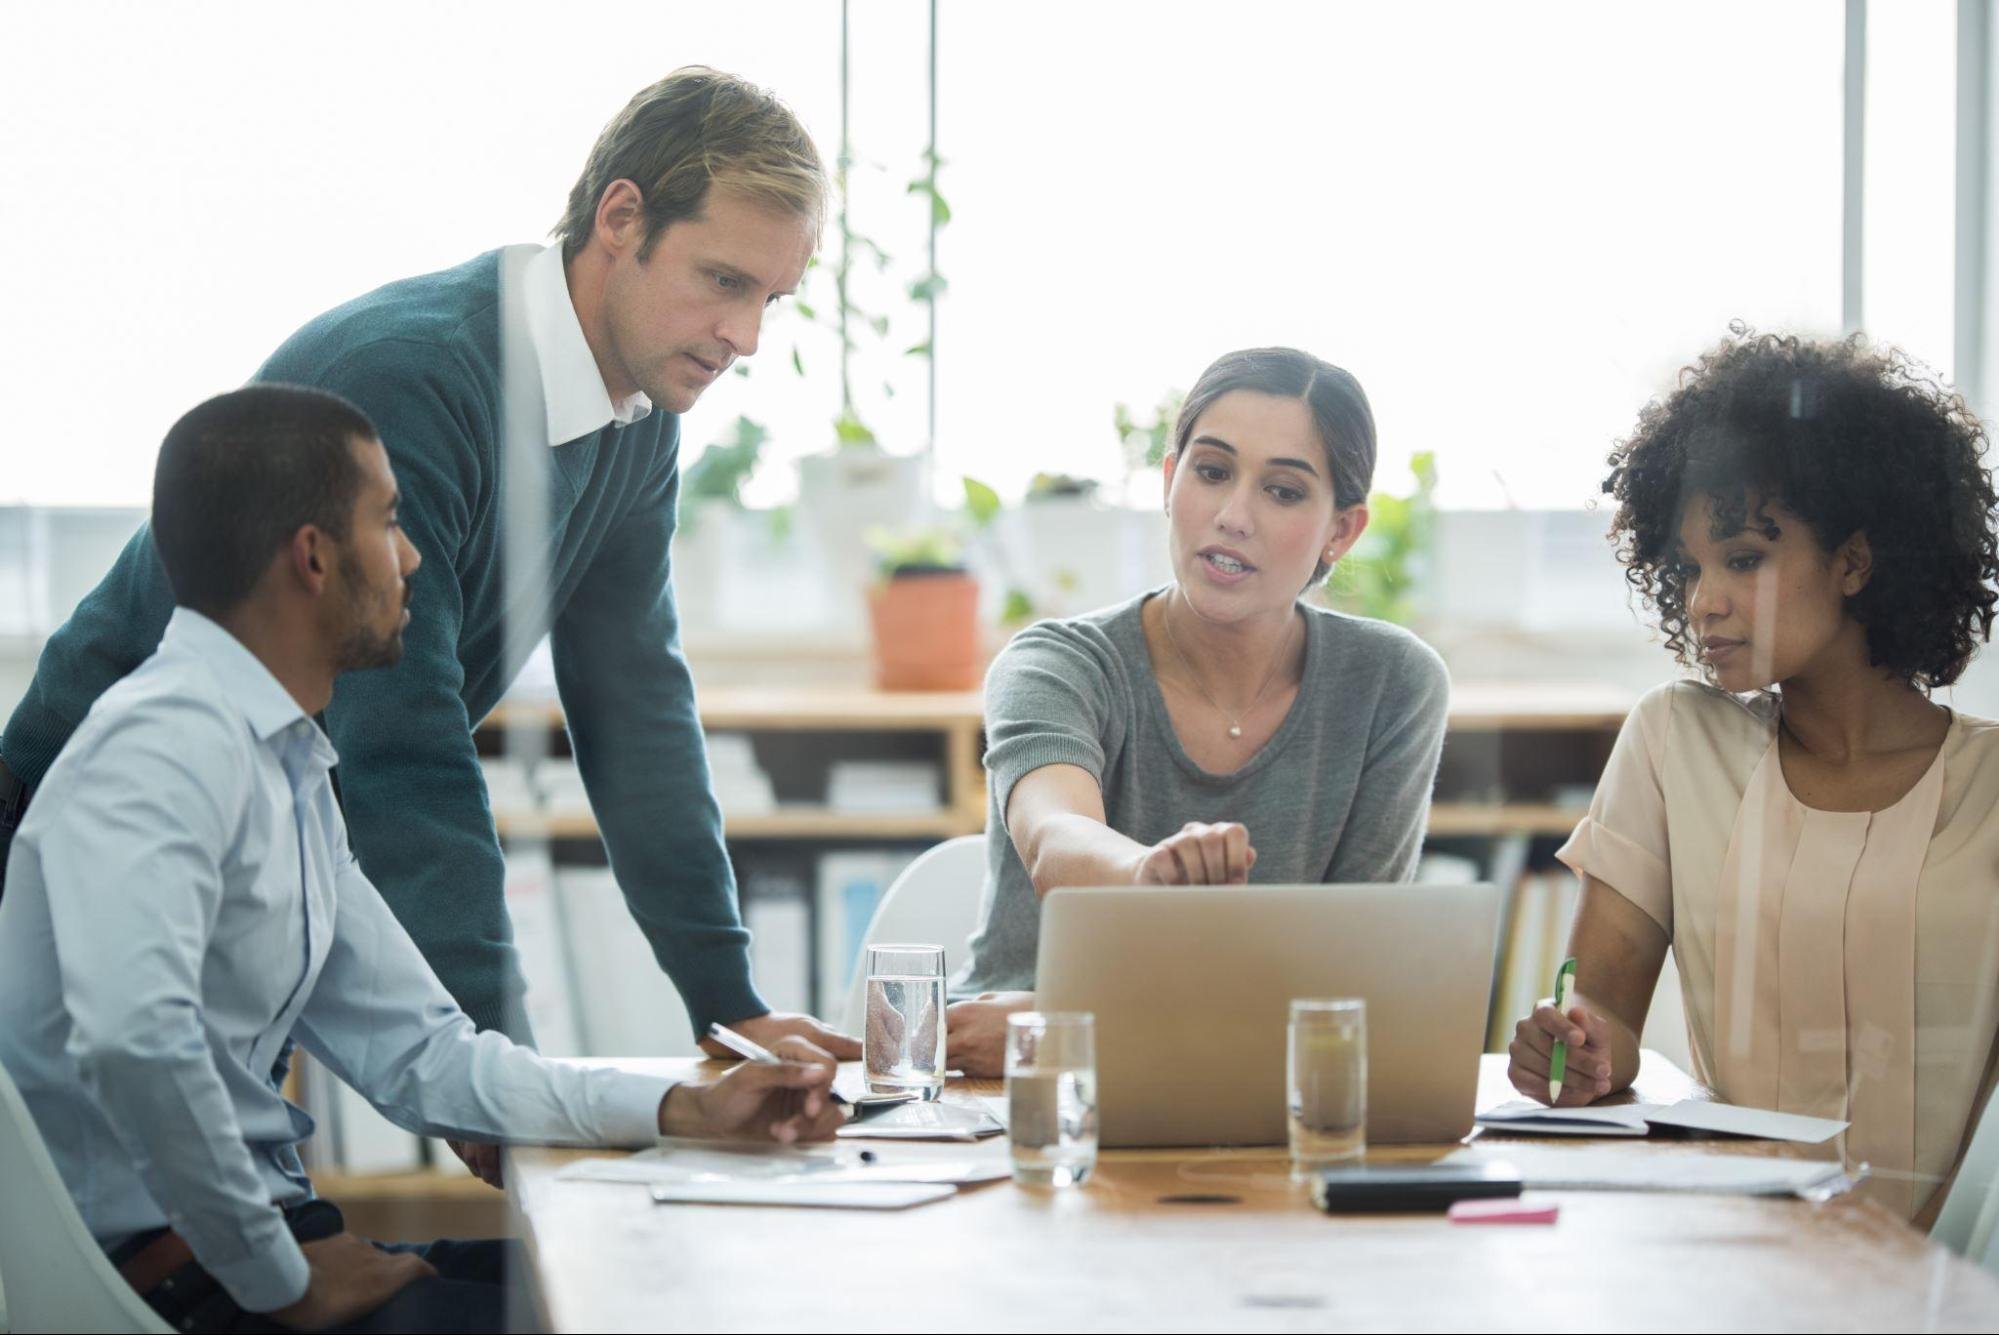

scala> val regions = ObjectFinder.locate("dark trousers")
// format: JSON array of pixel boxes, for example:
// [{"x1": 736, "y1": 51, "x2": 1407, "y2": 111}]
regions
[{"x1": 120, "y1": 1200, "x2": 535, "y2": 1334}]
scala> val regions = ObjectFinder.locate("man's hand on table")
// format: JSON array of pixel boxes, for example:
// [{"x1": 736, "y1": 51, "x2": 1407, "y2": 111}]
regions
[
  {"x1": 445, "y1": 1139, "x2": 504, "y2": 1189},
  {"x1": 660, "y1": 1034, "x2": 846, "y2": 1142},
  {"x1": 944, "y1": 990, "x2": 1038, "y2": 1078},
  {"x1": 699, "y1": 1010, "x2": 862, "y2": 1061}
]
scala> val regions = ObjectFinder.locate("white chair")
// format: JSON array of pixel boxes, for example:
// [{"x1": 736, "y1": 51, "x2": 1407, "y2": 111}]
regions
[
  {"x1": 1933, "y1": 1085, "x2": 1999, "y2": 1272},
  {"x1": 840, "y1": 833, "x2": 990, "y2": 1034},
  {"x1": 0, "y1": 1060, "x2": 171, "y2": 1332}
]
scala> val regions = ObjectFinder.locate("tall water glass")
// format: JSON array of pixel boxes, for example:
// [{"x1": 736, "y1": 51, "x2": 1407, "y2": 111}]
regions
[
  {"x1": 1288, "y1": 998, "x2": 1366, "y2": 1178},
  {"x1": 1006, "y1": 1011, "x2": 1098, "y2": 1188},
  {"x1": 863, "y1": 944, "x2": 946, "y2": 1100}
]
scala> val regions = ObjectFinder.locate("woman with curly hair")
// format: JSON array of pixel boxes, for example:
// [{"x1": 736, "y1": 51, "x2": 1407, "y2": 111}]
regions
[{"x1": 1505, "y1": 328, "x2": 1999, "y2": 1221}]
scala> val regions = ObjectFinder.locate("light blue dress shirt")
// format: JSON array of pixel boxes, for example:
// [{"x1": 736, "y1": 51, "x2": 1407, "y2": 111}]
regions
[{"x1": 0, "y1": 609, "x2": 673, "y2": 1313}]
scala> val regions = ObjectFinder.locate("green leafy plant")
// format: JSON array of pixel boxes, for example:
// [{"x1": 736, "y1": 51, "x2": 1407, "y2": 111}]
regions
[
  {"x1": 783, "y1": 131, "x2": 950, "y2": 450},
  {"x1": 865, "y1": 525, "x2": 964, "y2": 577},
  {"x1": 1115, "y1": 390, "x2": 1186, "y2": 472},
  {"x1": 1323, "y1": 451, "x2": 1438, "y2": 626},
  {"x1": 681, "y1": 415, "x2": 768, "y2": 526},
  {"x1": 961, "y1": 475, "x2": 1034, "y2": 623},
  {"x1": 1026, "y1": 472, "x2": 1099, "y2": 501}
]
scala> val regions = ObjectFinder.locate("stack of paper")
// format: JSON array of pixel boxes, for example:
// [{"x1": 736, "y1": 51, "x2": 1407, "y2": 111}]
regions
[
  {"x1": 1443, "y1": 1144, "x2": 1852, "y2": 1199},
  {"x1": 1476, "y1": 1098, "x2": 1848, "y2": 1144},
  {"x1": 558, "y1": 1140, "x2": 1007, "y2": 1210}
]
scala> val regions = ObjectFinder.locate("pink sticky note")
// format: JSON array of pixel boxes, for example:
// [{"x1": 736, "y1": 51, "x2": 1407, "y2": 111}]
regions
[{"x1": 1448, "y1": 1197, "x2": 1559, "y2": 1225}]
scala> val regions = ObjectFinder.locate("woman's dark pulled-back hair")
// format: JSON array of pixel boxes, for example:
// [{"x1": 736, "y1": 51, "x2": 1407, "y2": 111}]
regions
[
  {"x1": 152, "y1": 384, "x2": 378, "y2": 618},
  {"x1": 1604, "y1": 326, "x2": 1999, "y2": 689},
  {"x1": 1173, "y1": 347, "x2": 1377, "y2": 584}
]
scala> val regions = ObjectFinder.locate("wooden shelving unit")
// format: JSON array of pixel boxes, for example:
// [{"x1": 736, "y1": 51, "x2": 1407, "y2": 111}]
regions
[
  {"x1": 480, "y1": 683, "x2": 1627, "y2": 846},
  {"x1": 482, "y1": 687, "x2": 988, "y2": 839},
  {"x1": 1426, "y1": 802, "x2": 1584, "y2": 838}
]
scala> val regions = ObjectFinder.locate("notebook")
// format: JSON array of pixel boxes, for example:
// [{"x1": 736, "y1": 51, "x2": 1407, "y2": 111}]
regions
[{"x1": 835, "y1": 1099, "x2": 1005, "y2": 1141}]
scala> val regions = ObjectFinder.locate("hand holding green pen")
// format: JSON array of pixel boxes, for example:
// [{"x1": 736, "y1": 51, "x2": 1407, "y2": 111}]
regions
[{"x1": 1547, "y1": 956, "x2": 1578, "y2": 1103}]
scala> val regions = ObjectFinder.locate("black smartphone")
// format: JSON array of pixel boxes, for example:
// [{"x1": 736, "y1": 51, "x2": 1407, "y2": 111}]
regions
[{"x1": 1308, "y1": 1162, "x2": 1523, "y2": 1213}]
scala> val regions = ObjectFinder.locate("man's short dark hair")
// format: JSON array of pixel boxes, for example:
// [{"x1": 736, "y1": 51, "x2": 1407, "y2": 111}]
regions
[{"x1": 151, "y1": 385, "x2": 378, "y2": 617}]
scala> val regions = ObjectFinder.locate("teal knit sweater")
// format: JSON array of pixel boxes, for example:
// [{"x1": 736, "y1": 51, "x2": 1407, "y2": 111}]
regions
[{"x1": 2, "y1": 250, "x2": 762, "y2": 1040}]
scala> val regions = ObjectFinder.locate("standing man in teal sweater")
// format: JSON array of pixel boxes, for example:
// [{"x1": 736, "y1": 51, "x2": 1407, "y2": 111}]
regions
[{"x1": 0, "y1": 68, "x2": 856, "y2": 1128}]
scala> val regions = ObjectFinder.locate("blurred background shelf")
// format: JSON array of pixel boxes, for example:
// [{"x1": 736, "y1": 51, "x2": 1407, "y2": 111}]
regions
[
  {"x1": 494, "y1": 809, "x2": 982, "y2": 842},
  {"x1": 1426, "y1": 803, "x2": 1584, "y2": 837}
]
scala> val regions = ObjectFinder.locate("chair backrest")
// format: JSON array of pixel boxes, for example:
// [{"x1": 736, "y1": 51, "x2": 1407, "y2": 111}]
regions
[
  {"x1": 1934, "y1": 1084, "x2": 1999, "y2": 1271},
  {"x1": 0, "y1": 1060, "x2": 171, "y2": 1333},
  {"x1": 840, "y1": 834, "x2": 990, "y2": 1034}
]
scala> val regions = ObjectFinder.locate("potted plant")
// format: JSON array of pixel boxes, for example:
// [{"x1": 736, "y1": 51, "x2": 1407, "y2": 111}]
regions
[
  {"x1": 864, "y1": 526, "x2": 982, "y2": 691},
  {"x1": 674, "y1": 415, "x2": 768, "y2": 634},
  {"x1": 796, "y1": 415, "x2": 928, "y2": 629}
]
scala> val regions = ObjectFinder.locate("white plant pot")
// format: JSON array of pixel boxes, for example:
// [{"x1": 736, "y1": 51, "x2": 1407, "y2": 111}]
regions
[
  {"x1": 998, "y1": 500, "x2": 1172, "y2": 621},
  {"x1": 795, "y1": 447, "x2": 928, "y2": 630},
  {"x1": 670, "y1": 509, "x2": 728, "y2": 636}
]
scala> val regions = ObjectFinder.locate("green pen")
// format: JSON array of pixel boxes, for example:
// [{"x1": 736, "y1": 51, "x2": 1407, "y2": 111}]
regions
[{"x1": 1547, "y1": 956, "x2": 1578, "y2": 1103}]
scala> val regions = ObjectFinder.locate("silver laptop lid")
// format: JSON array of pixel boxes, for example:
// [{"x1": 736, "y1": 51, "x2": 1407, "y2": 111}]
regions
[{"x1": 1034, "y1": 883, "x2": 1501, "y2": 1148}]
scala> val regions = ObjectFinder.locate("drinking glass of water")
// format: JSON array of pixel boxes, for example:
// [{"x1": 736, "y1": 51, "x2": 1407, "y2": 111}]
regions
[
  {"x1": 1288, "y1": 998, "x2": 1366, "y2": 1179},
  {"x1": 863, "y1": 943, "x2": 947, "y2": 1100},
  {"x1": 1005, "y1": 1011, "x2": 1098, "y2": 1188}
]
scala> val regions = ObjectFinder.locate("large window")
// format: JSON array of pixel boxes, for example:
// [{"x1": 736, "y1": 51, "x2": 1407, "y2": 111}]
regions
[{"x1": 2, "y1": 2, "x2": 1960, "y2": 513}]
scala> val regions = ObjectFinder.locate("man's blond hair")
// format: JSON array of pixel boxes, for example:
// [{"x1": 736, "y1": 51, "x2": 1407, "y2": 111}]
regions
[{"x1": 556, "y1": 66, "x2": 827, "y2": 261}]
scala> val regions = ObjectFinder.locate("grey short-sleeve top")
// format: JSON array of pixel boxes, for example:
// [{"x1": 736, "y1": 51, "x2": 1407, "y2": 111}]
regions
[{"x1": 951, "y1": 588, "x2": 1451, "y2": 996}]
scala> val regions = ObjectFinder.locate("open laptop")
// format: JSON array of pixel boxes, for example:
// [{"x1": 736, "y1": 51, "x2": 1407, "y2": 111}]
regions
[{"x1": 1034, "y1": 883, "x2": 1501, "y2": 1148}]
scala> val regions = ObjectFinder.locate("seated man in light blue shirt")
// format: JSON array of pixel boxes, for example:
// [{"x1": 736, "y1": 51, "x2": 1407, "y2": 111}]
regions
[{"x1": 0, "y1": 384, "x2": 843, "y2": 1334}]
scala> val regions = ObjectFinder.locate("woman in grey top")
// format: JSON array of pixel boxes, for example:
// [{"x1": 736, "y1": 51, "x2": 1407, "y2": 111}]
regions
[{"x1": 946, "y1": 347, "x2": 1451, "y2": 1075}]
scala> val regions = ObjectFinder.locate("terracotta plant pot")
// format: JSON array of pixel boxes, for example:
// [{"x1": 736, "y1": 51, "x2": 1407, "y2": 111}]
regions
[{"x1": 867, "y1": 567, "x2": 982, "y2": 691}]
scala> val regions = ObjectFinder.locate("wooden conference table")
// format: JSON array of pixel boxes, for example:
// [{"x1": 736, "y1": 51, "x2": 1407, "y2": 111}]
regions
[{"x1": 507, "y1": 1054, "x2": 1999, "y2": 1332}]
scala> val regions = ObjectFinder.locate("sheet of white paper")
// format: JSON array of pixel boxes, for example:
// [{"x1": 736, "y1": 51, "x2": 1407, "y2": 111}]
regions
[
  {"x1": 648, "y1": 1181, "x2": 956, "y2": 1210},
  {"x1": 1475, "y1": 1101, "x2": 1658, "y2": 1137},
  {"x1": 1443, "y1": 1144, "x2": 1849, "y2": 1197},
  {"x1": 559, "y1": 1139, "x2": 1011, "y2": 1187},
  {"x1": 1644, "y1": 1099, "x2": 1848, "y2": 1144}
]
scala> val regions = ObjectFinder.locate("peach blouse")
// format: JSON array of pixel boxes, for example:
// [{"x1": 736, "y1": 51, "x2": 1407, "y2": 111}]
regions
[{"x1": 1557, "y1": 681, "x2": 1999, "y2": 1218}]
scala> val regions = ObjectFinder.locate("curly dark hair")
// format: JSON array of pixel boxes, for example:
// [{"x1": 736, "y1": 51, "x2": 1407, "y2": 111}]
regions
[{"x1": 1603, "y1": 327, "x2": 1999, "y2": 689}]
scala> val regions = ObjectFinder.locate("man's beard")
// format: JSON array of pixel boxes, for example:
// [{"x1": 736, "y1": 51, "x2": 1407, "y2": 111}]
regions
[{"x1": 331, "y1": 555, "x2": 406, "y2": 672}]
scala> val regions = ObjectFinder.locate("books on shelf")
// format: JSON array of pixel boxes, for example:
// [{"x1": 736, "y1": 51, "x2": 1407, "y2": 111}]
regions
[
  {"x1": 826, "y1": 760, "x2": 941, "y2": 814},
  {"x1": 534, "y1": 759, "x2": 593, "y2": 819},
  {"x1": 744, "y1": 868, "x2": 813, "y2": 1018},
  {"x1": 555, "y1": 866, "x2": 700, "y2": 1058},
  {"x1": 479, "y1": 757, "x2": 536, "y2": 813},
  {"x1": 505, "y1": 843, "x2": 584, "y2": 1057},
  {"x1": 1488, "y1": 870, "x2": 1580, "y2": 1053},
  {"x1": 813, "y1": 849, "x2": 918, "y2": 1022},
  {"x1": 707, "y1": 731, "x2": 778, "y2": 816}
]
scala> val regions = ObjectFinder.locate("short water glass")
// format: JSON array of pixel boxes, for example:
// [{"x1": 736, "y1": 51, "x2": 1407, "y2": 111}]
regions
[
  {"x1": 863, "y1": 943, "x2": 946, "y2": 1100},
  {"x1": 1289, "y1": 998, "x2": 1366, "y2": 1178},
  {"x1": 1006, "y1": 1011, "x2": 1098, "y2": 1188}
]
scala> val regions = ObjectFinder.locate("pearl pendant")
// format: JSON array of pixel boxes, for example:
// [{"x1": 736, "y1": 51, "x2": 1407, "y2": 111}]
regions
[{"x1": 1228, "y1": 724, "x2": 1243, "y2": 739}]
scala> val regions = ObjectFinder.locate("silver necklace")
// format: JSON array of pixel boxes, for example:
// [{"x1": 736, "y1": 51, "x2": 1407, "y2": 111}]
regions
[{"x1": 1159, "y1": 594, "x2": 1298, "y2": 740}]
